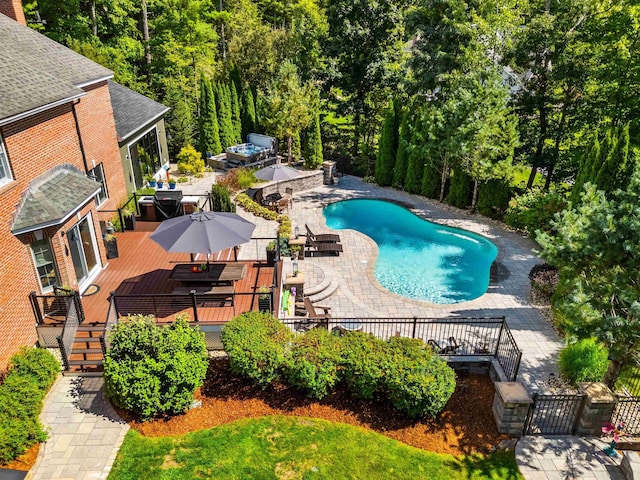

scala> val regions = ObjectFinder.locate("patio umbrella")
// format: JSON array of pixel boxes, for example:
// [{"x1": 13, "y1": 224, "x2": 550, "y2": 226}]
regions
[
  {"x1": 254, "y1": 163, "x2": 301, "y2": 183},
  {"x1": 150, "y1": 211, "x2": 256, "y2": 261}
]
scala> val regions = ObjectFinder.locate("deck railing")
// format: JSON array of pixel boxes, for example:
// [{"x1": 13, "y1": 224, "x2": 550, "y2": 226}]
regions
[{"x1": 56, "y1": 294, "x2": 81, "y2": 370}]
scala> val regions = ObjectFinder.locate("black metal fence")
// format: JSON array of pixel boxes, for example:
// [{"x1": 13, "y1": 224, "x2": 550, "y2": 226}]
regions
[
  {"x1": 611, "y1": 396, "x2": 640, "y2": 435},
  {"x1": 524, "y1": 393, "x2": 585, "y2": 435},
  {"x1": 280, "y1": 316, "x2": 521, "y2": 381},
  {"x1": 56, "y1": 295, "x2": 81, "y2": 371},
  {"x1": 30, "y1": 289, "x2": 84, "y2": 325}
]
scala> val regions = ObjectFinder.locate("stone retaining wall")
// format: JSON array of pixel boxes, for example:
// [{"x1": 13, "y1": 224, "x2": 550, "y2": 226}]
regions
[{"x1": 260, "y1": 170, "x2": 324, "y2": 197}]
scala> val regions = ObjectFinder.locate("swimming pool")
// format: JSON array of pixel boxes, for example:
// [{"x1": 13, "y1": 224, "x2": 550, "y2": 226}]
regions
[{"x1": 323, "y1": 199, "x2": 498, "y2": 304}]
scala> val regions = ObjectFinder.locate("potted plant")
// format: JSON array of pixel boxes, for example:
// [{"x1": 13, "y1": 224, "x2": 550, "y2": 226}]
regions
[
  {"x1": 121, "y1": 207, "x2": 136, "y2": 231},
  {"x1": 156, "y1": 179, "x2": 164, "y2": 189},
  {"x1": 266, "y1": 241, "x2": 277, "y2": 266},
  {"x1": 168, "y1": 178, "x2": 177, "y2": 190},
  {"x1": 103, "y1": 233, "x2": 119, "y2": 259},
  {"x1": 258, "y1": 286, "x2": 272, "y2": 312},
  {"x1": 144, "y1": 174, "x2": 156, "y2": 188}
]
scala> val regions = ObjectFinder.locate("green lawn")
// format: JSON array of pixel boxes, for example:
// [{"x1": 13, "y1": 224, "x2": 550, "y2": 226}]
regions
[{"x1": 108, "y1": 416, "x2": 523, "y2": 480}]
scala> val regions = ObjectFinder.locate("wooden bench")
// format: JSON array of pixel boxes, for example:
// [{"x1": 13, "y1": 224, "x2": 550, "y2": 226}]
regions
[{"x1": 172, "y1": 285, "x2": 235, "y2": 306}]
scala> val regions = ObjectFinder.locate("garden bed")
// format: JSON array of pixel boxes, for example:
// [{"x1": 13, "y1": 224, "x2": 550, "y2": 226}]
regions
[{"x1": 119, "y1": 357, "x2": 510, "y2": 456}]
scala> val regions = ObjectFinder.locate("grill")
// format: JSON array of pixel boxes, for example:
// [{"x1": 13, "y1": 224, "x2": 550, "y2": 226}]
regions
[{"x1": 154, "y1": 190, "x2": 183, "y2": 220}]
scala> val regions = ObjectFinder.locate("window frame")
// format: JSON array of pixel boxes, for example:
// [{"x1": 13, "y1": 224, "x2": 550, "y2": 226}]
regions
[
  {"x1": 0, "y1": 134, "x2": 13, "y2": 187},
  {"x1": 30, "y1": 237, "x2": 59, "y2": 293},
  {"x1": 88, "y1": 163, "x2": 108, "y2": 206}
]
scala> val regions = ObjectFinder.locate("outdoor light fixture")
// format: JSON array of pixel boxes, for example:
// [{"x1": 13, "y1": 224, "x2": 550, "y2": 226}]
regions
[
  {"x1": 292, "y1": 260, "x2": 299, "y2": 276},
  {"x1": 294, "y1": 225, "x2": 299, "y2": 238}
]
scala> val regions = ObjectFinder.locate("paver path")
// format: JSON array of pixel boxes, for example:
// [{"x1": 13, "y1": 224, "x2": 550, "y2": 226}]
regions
[
  {"x1": 28, "y1": 376, "x2": 128, "y2": 480},
  {"x1": 516, "y1": 436, "x2": 624, "y2": 480}
]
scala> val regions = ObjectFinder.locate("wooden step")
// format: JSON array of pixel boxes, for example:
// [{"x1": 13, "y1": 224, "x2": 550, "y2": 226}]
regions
[
  {"x1": 76, "y1": 325, "x2": 106, "y2": 332},
  {"x1": 68, "y1": 359, "x2": 103, "y2": 366},
  {"x1": 70, "y1": 348, "x2": 103, "y2": 355}
]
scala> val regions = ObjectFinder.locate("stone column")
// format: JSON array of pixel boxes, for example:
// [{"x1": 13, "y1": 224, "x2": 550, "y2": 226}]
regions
[
  {"x1": 322, "y1": 161, "x2": 336, "y2": 185},
  {"x1": 576, "y1": 382, "x2": 617, "y2": 436},
  {"x1": 493, "y1": 382, "x2": 533, "y2": 436}
]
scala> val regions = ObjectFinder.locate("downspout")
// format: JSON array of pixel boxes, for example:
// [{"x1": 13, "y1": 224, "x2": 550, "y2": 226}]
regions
[{"x1": 71, "y1": 100, "x2": 90, "y2": 173}]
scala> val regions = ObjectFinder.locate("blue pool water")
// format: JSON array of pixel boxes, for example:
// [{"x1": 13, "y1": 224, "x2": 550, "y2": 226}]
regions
[{"x1": 323, "y1": 199, "x2": 498, "y2": 304}]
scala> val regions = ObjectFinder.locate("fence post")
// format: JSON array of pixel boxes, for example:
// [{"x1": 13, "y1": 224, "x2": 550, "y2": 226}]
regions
[
  {"x1": 492, "y1": 382, "x2": 532, "y2": 436},
  {"x1": 495, "y1": 319, "x2": 505, "y2": 356},
  {"x1": 512, "y1": 351, "x2": 522, "y2": 382},
  {"x1": 29, "y1": 292, "x2": 43, "y2": 325},
  {"x1": 109, "y1": 291, "x2": 118, "y2": 318},
  {"x1": 191, "y1": 292, "x2": 199, "y2": 322},
  {"x1": 57, "y1": 335, "x2": 70, "y2": 370},
  {"x1": 575, "y1": 383, "x2": 617, "y2": 436},
  {"x1": 73, "y1": 290, "x2": 85, "y2": 324},
  {"x1": 411, "y1": 316, "x2": 417, "y2": 339}
]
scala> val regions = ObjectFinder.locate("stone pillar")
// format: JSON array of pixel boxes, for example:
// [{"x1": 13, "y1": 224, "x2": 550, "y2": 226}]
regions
[
  {"x1": 576, "y1": 382, "x2": 617, "y2": 436},
  {"x1": 492, "y1": 382, "x2": 533, "y2": 436},
  {"x1": 322, "y1": 161, "x2": 336, "y2": 185}
]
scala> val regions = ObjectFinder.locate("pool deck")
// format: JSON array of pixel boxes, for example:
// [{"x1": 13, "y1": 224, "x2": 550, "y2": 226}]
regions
[{"x1": 255, "y1": 175, "x2": 563, "y2": 393}]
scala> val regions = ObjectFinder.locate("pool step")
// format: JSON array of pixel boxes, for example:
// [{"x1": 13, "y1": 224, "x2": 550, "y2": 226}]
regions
[{"x1": 307, "y1": 278, "x2": 339, "y2": 303}]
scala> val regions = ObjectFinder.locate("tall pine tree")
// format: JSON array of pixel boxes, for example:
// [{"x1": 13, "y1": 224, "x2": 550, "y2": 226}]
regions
[
  {"x1": 570, "y1": 129, "x2": 600, "y2": 205},
  {"x1": 198, "y1": 76, "x2": 221, "y2": 157},
  {"x1": 404, "y1": 116, "x2": 426, "y2": 194},
  {"x1": 375, "y1": 99, "x2": 398, "y2": 186}
]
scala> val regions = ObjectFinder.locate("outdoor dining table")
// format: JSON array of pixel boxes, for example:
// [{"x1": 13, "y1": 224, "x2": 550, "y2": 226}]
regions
[{"x1": 169, "y1": 263, "x2": 247, "y2": 285}]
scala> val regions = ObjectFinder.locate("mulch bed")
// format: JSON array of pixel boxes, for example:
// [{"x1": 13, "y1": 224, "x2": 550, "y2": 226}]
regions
[{"x1": 122, "y1": 358, "x2": 511, "y2": 456}]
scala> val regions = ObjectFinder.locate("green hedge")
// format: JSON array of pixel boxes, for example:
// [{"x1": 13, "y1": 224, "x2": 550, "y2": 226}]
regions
[
  {"x1": 221, "y1": 311, "x2": 293, "y2": 387},
  {"x1": 222, "y1": 314, "x2": 456, "y2": 419},
  {"x1": 559, "y1": 338, "x2": 609, "y2": 385},
  {"x1": 477, "y1": 179, "x2": 513, "y2": 219},
  {"x1": 104, "y1": 314, "x2": 208, "y2": 421},
  {"x1": 504, "y1": 189, "x2": 567, "y2": 236},
  {"x1": 0, "y1": 347, "x2": 60, "y2": 463}
]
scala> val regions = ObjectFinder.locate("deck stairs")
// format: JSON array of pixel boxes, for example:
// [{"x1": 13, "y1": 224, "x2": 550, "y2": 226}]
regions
[{"x1": 64, "y1": 324, "x2": 105, "y2": 376}]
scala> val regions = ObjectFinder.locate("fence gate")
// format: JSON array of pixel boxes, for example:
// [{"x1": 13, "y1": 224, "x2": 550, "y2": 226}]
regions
[
  {"x1": 524, "y1": 394, "x2": 585, "y2": 435},
  {"x1": 611, "y1": 396, "x2": 640, "y2": 435}
]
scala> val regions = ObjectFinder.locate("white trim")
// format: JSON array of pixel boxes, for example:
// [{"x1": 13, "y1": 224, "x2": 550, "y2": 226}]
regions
[
  {"x1": 126, "y1": 124, "x2": 163, "y2": 190},
  {"x1": 69, "y1": 212, "x2": 103, "y2": 293},
  {"x1": 74, "y1": 74, "x2": 114, "y2": 89},
  {"x1": 0, "y1": 92, "x2": 86, "y2": 127},
  {"x1": 11, "y1": 188, "x2": 101, "y2": 235},
  {"x1": 127, "y1": 123, "x2": 159, "y2": 146},
  {"x1": 29, "y1": 237, "x2": 59, "y2": 294},
  {"x1": 0, "y1": 134, "x2": 12, "y2": 185}
]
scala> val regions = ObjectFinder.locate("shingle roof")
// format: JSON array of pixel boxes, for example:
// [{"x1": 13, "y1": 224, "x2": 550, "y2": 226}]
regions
[
  {"x1": 0, "y1": 13, "x2": 113, "y2": 123},
  {"x1": 11, "y1": 165, "x2": 101, "y2": 234},
  {"x1": 108, "y1": 81, "x2": 170, "y2": 142}
]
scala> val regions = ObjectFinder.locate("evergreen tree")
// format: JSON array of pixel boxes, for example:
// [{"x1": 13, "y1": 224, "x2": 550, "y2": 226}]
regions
[
  {"x1": 392, "y1": 110, "x2": 410, "y2": 188},
  {"x1": 241, "y1": 87, "x2": 256, "y2": 140},
  {"x1": 304, "y1": 111, "x2": 323, "y2": 169},
  {"x1": 420, "y1": 163, "x2": 441, "y2": 199},
  {"x1": 216, "y1": 82, "x2": 234, "y2": 148},
  {"x1": 595, "y1": 129, "x2": 620, "y2": 194},
  {"x1": 375, "y1": 99, "x2": 398, "y2": 186},
  {"x1": 616, "y1": 124, "x2": 632, "y2": 189},
  {"x1": 198, "y1": 76, "x2": 221, "y2": 157},
  {"x1": 446, "y1": 167, "x2": 472, "y2": 208},
  {"x1": 570, "y1": 130, "x2": 600, "y2": 205},
  {"x1": 404, "y1": 119, "x2": 426, "y2": 194},
  {"x1": 230, "y1": 80, "x2": 242, "y2": 144},
  {"x1": 589, "y1": 129, "x2": 611, "y2": 183}
]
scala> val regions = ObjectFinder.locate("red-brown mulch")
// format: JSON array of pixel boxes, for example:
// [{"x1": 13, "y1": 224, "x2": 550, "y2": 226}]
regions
[
  {"x1": 3, "y1": 443, "x2": 39, "y2": 471},
  {"x1": 120, "y1": 358, "x2": 511, "y2": 456}
]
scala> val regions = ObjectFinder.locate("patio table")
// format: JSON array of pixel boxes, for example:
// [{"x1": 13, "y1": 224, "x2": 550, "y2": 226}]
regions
[{"x1": 169, "y1": 263, "x2": 247, "y2": 285}]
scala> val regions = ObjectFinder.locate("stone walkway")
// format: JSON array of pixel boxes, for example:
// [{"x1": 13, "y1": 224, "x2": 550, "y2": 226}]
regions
[
  {"x1": 516, "y1": 436, "x2": 624, "y2": 480},
  {"x1": 28, "y1": 377, "x2": 128, "y2": 480}
]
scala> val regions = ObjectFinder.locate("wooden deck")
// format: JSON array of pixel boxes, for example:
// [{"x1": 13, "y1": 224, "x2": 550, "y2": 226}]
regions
[{"x1": 81, "y1": 224, "x2": 280, "y2": 325}]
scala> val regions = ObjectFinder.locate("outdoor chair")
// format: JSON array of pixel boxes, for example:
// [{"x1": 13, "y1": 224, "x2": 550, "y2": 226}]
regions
[
  {"x1": 294, "y1": 297, "x2": 331, "y2": 332},
  {"x1": 276, "y1": 197, "x2": 289, "y2": 214},
  {"x1": 284, "y1": 187, "x2": 294, "y2": 207},
  {"x1": 306, "y1": 237, "x2": 343, "y2": 256},
  {"x1": 305, "y1": 224, "x2": 341, "y2": 243},
  {"x1": 253, "y1": 189, "x2": 265, "y2": 207}
]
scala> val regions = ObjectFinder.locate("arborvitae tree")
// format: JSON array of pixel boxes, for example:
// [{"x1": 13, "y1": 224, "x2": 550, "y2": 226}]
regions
[
  {"x1": 230, "y1": 80, "x2": 242, "y2": 144},
  {"x1": 210, "y1": 184, "x2": 235, "y2": 212},
  {"x1": 304, "y1": 111, "x2": 323, "y2": 169},
  {"x1": 292, "y1": 130, "x2": 301, "y2": 160},
  {"x1": 375, "y1": 100, "x2": 398, "y2": 186},
  {"x1": 216, "y1": 82, "x2": 234, "y2": 148},
  {"x1": 404, "y1": 122, "x2": 426, "y2": 194},
  {"x1": 570, "y1": 130, "x2": 600, "y2": 205},
  {"x1": 241, "y1": 87, "x2": 256, "y2": 140},
  {"x1": 446, "y1": 167, "x2": 472, "y2": 208},
  {"x1": 616, "y1": 124, "x2": 632, "y2": 189},
  {"x1": 590, "y1": 129, "x2": 611, "y2": 183},
  {"x1": 595, "y1": 129, "x2": 620, "y2": 194},
  {"x1": 198, "y1": 76, "x2": 221, "y2": 157},
  {"x1": 420, "y1": 162, "x2": 441, "y2": 199},
  {"x1": 392, "y1": 110, "x2": 410, "y2": 188}
]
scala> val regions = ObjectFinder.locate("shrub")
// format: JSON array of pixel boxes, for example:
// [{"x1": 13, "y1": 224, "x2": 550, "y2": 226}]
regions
[
  {"x1": 341, "y1": 332, "x2": 387, "y2": 399},
  {"x1": 221, "y1": 311, "x2": 292, "y2": 387},
  {"x1": 176, "y1": 145, "x2": 205, "y2": 175},
  {"x1": 103, "y1": 314, "x2": 208, "y2": 421},
  {"x1": 235, "y1": 193, "x2": 278, "y2": 220},
  {"x1": 559, "y1": 338, "x2": 609, "y2": 385},
  {"x1": 210, "y1": 184, "x2": 235, "y2": 212},
  {"x1": 504, "y1": 189, "x2": 567, "y2": 236},
  {"x1": 0, "y1": 348, "x2": 59, "y2": 463},
  {"x1": 285, "y1": 328, "x2": 343, "y2": 399},
  {"x1": 446, "y1": 167, "x2": 472, "y2": 209},
  {"x1": 477, "y1": 179, "x2": 513, "y2": 219},
  {"x1": 383, "y1": 337, "x2": 456, "y2": 419},
  {"x1": 236, "y1": 168, "x2": 258, "y2": 189}
]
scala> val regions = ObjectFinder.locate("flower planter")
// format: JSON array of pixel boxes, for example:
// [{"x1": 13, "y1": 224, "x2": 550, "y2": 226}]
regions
[
  {"x1": 266, "y1": 248, "x2": 276, "y2": 266},
  {"x1": 149, "y1": 180, "x2": 157, "y2": 188},
  {"x1": 258, "y1": 296, "x2": 272, "y2": 313},
  {"x1": 157, "y1": 181, "x2": 164, "y2": 189},
  {"x1": 124, "y1": 214, "x2": 136, "y2": 231},
  {"x1": 169, "y1": 183, "x2": 176, "y2": 190},
  {"x1": 104, "y1": 237, "x2": 119, "y2": 259}
]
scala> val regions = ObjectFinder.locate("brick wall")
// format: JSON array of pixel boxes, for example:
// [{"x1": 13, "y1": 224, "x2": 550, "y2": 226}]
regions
[
  {"x1": 0, "y1": 0, "x2": 26, "y2": 25},
  {"x1": 0, "y1": 83, "x2": 122, "y2": 369},
  {"x1": 74, "y1": 81, "x2": 128, "y2": 223}
]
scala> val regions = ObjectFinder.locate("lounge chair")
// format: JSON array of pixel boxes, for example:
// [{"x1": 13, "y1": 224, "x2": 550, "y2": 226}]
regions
[
  {"x1": 306, "y1": 237, "x2": 343, "y2": 256},
  {"x1": 294, "y1": 298, "x2": 331, "y2": 332},
  {"x1": 305, "y1": 224, "x2": 341, "y2": 243}
]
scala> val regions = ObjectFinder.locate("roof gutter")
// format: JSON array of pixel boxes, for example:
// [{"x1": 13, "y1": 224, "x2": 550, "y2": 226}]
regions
[
  {"x1": 0, "y1": 92, "x2": 86, "y2": 127},
  {"x1": 75, "y1": 74, "x2": 114, "y2": 89}
]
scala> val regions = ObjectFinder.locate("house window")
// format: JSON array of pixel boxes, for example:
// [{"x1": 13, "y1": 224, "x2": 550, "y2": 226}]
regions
[
  {"x1": 31, "y1": 238, "x2": 59, "y2": 292},
  {"x1": 0, "y1": 135, "x2": 13, "y2": 186},
  {"x1": 129, "y1": 127, "x2": 162, "y2": 189},
  {"x1": 89, "y1": 163, "x2": 108, "y2": 205}
]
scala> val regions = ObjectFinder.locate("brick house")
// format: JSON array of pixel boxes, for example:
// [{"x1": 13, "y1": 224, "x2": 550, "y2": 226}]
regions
[{"x1": 0, "y1": 3, "x2": 168, "y2": 368}]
